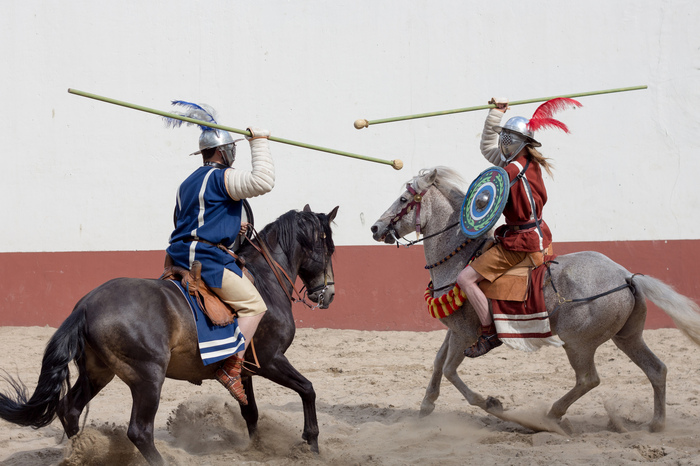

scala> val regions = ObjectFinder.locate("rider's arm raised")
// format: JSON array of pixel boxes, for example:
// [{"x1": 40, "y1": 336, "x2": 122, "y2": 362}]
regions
[
  {"x1": 481, "y1": 98, "x2": 508, "y2": 167},
  {"x1": 225, "y1": 127, "x2": 276, "y2": 201}
]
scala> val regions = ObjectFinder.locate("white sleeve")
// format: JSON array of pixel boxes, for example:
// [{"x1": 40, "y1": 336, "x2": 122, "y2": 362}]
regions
[
  {"x1": 224, "y1": 136, "x2": 275, "y2": 200},
  {"x1": 481, "y1": 109, "x2": 506, "y2": 167}
]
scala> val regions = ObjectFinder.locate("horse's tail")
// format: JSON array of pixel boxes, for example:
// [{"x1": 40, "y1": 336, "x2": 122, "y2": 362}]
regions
[
  {"x1": 0, "y1": 302, "x2": 87, "y2": 428},
  {"x1": 632, "y1": 274, "x2": 700, "y2": 346}
]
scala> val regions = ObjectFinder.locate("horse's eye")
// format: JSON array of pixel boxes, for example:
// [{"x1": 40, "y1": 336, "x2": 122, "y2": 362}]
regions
[{"x1": 400, "y1": 196, "x2": 408, "y2": 203}]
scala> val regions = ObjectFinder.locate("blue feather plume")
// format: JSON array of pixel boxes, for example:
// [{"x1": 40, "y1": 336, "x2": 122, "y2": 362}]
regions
[{"x1": 164, "y1": 100, "x2": 219, "y2": 131}]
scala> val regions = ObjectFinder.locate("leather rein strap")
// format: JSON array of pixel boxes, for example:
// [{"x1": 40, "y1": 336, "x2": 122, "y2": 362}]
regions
[{"x1": 244, "y1": 227, "x2": 312, "y2": 307}]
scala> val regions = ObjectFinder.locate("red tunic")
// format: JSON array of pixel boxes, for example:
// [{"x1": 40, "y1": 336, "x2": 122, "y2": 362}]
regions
[{"x1": 494, "y1": 154, "x2": 552, "y2": 252}]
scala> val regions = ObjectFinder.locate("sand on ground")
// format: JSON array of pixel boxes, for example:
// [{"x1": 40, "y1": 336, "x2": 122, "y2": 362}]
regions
[{"x1": 0, "y1": 325, "x2": 699, "y2": 465}]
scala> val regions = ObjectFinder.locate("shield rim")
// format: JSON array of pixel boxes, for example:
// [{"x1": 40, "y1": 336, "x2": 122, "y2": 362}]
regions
[{"x1": 460, "y1": 166, "x2": 509, "y2": 239}]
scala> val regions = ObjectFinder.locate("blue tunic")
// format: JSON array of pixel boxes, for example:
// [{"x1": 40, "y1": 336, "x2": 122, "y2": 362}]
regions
[{"x1": 167, "y1": 166, "x2": 242, "y2": 289}]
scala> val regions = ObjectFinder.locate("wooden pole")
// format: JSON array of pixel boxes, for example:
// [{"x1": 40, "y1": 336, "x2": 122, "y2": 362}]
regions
[
  {"x1": 354, "y1": 85, "x2": 648, "y2": 129},
  {"x1": 67, "y1": 89, "x2": 403, "y2": 170}
]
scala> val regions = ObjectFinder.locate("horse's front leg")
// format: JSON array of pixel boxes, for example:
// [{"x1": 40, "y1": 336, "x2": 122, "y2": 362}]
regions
[
  {"x1": 420, "y1": 330, "x2": 451, "y2": 417},
  {"x1": 441, "y1": 329, "x2": 501, "y2": 413},
  {"x1": 239, "y1": 376, "x2": 259, "y2": 439},
  {"x1": 257, "y1": 354, "x2": 319, "y2": 453}
]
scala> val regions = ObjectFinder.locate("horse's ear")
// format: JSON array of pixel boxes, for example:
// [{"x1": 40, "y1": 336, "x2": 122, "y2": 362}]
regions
[
  {"x1": 327, "y1": 206, "x2": 339, "y2": 223},
  {"x1": 425, "y1": 169, "x2": 438, "y2": 185},
  {"x1": 303, "y1": 204, "x2": 311, "y2": 212}
]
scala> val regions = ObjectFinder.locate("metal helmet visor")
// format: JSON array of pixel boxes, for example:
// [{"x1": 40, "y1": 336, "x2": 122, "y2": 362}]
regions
[{"x1": 498, "y1": 129, "x2": 528, "y2": 161}]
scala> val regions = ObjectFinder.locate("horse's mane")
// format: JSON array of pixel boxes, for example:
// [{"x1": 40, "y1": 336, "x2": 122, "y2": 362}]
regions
[
  {"x1": 409, "y1": 166, "x2": 466, "y2": 204},
  {"x1": 256, "y1": 209, "x2": 335, "y2": 256}
]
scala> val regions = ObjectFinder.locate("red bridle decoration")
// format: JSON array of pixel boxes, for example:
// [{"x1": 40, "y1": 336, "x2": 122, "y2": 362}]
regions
[{"x1": 390, "y1": 183, "x2": 428, "y2": 238}]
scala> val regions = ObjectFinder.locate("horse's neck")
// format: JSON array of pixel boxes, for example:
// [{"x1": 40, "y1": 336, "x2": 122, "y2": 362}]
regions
[
  {"x1": 422, "y1": 196, "x2": 473, "y2": 292},
  {"x1": 243, "y1": 239, "x2": 298, "y2": 293}
]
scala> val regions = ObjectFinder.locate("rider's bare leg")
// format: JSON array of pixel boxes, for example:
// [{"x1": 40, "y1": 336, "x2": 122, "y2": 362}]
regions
[
  {"x1": 456, "y1": 266, "x2": 502, "y2": 358},
  {"x1": 236, "y1": 312, "x2": 266, "y2": 354},
  {"x1": 457, "y1": 266, "x2": 491, "y2": 326}
]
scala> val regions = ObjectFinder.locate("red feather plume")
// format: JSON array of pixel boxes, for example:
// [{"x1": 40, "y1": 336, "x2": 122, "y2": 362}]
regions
[{"x1": 527, "y1": 97, "x2": 582, "y2": 133}]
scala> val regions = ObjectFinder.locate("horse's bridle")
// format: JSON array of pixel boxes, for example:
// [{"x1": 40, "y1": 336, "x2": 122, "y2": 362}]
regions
[
  {"x1": 385, "y1": 181, "x2": 478, "y2": 273},
  {"x1": 301, "y1": 230, "x2": 334, "y2": 309},
  {"x1": 390, "y1": 183, "x2": 429, "y2": 239},
  {"x1": 246, "y1": 226, "x2": 333, "y2": 311},
  {"x1": 388, "y1": 183, "x2": 462, "y2": 247}
]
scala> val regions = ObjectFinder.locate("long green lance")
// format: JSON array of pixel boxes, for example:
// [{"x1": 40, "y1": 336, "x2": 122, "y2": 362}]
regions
[
  {"x1": 67, "y1": 89, "x2": 404, "y2": 170},
  {"x1": 354, "y1": 85, "x2": 647, "y2": 130}
]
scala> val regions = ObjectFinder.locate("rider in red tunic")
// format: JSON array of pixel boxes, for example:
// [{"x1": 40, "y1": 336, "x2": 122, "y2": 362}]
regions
[{"x1": 457, "y1": 97, "x2": 579, "y2": 358}]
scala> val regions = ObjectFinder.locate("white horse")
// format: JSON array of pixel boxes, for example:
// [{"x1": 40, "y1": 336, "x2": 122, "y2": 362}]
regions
[{"x1": 370, "y1": 166, "x2": 700, "y2": 433}]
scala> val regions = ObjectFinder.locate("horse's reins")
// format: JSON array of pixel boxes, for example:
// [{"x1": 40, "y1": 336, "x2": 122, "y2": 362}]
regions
[
  {"x1": 245, "y1": 226, "x2": 331, "y2": 310},
  {"x1": 197, "y1": 235, "x2": 296, "y2": 299},
  {"x1": 387, "y1": 182, "x2": 474, "y2": 270}
]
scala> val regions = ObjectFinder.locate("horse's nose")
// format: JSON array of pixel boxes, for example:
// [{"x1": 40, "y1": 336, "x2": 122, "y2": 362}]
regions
[
  {"x1": 370, "y1": 224, "x2": 378, "y2": 233},
  {"x1": 320, "y1": 287, "x2": 335, "y2": 309}
]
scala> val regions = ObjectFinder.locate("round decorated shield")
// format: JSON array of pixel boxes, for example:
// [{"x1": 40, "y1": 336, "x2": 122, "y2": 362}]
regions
[{"x1": 460, "y1": 166, "x2": 509, "y2": 238}]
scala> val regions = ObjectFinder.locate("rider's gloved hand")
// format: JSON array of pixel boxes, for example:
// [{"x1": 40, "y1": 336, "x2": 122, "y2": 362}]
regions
[{"x1": 488, "y1": 97, "x2": 509, "y2": 112}]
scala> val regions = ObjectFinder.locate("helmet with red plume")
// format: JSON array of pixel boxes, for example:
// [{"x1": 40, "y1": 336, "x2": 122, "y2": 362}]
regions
[{"x1": 494, "y1": 97, "x2": 582, "y2": 162}]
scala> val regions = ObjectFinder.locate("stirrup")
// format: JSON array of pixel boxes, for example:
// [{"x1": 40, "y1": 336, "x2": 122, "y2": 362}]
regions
[
  {"x1": 215, "y1": 356, "x2": 248, "y2": 405},
  {"x1": 464, "y1": 333, "x2": 503, "y2": 358}
]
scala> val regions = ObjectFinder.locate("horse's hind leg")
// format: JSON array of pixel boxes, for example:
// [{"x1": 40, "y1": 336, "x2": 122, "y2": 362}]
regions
[
  {"x1": 612, "y1": 298, "x2": 667, "y2": 432},
  {"x1": 420, "y1": 330, "x2": 451, "y2": 417},
  {"x1": 58, "y1": 348, "x2": 115, "y2": 437},
  {"x1": 548, "y1": 345, "x2": 600, "y2": 425},
  {"x1": 256, "y1": 355, "x2": 319, "y2": 453},
  {"x1": 123, "y1": 365, "x2": 167, "y2": 466},
  {"x1": 612, "y1": 333, "x2": 667, "y2": 431}
]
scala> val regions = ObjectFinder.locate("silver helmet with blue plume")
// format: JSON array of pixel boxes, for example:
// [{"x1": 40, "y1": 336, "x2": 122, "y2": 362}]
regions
[{"x1": 165, "y1": 101, "x2": 239, "y2": 166}]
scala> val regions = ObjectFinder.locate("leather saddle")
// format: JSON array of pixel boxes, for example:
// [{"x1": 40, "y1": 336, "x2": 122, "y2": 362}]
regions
[
  {"x1": 477, "y1": 241, "x2": 551, "y2": 302},
  {"x1": 160, "y1": 254, "x2": 245, "y2": 326}
]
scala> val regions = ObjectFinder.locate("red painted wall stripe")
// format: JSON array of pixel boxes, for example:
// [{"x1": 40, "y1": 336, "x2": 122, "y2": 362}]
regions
[{"x1": 0, "y1": 240, "x2": 698, "y2": 331}]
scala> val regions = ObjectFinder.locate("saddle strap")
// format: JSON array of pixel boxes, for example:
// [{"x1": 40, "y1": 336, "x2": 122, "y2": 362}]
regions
[{"x1": 546, "y1": 263, "x2": 639, "y2": 319}]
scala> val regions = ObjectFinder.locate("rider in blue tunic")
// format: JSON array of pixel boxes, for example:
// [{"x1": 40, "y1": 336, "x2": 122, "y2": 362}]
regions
[
  {"x1": 168, "y1": 167, "x2": 243, "y2": 287},
  {"x1": 166, "y1": 102, "x2": 275, "y2": 405}
]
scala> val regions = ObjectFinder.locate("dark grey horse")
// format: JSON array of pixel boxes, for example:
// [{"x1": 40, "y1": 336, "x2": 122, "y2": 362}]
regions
[
  {"x1": 0, "y1": 205, "x2": 338, "y2": 465},
  {"x1": 371, "y1": 166, "x2": 700, "y2": 433}
]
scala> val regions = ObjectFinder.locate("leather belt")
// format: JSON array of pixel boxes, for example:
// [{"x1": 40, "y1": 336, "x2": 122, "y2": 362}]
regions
[{"x1": 507, "y1": 221, "x2": 539, "y2": 231}]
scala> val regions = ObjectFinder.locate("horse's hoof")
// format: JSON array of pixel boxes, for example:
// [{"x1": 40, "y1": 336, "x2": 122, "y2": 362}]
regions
[
  {"x1": 302, "y1": 433, "x2": 320, "y2": 454},
  {"x1": 485, "y1": 396, "x2": 503, "y2": 414},
  {"x1": 419, "y1": 401, "x2": 435, "y2": 418},
  {"x1": 558, "y1": 418, "x2": 574, "y2": 436},
  {"x1": 648, "y1": 420, "x2": 665, "y2": 433}
]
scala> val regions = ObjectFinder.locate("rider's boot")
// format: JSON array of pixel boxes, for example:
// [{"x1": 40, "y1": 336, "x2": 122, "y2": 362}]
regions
[
  {"x1": 464, "y1": 323, "x2": 502, "y2": 358},
  {"x1": 215, "y1": 354, "x2": 247, "y2": 405}
]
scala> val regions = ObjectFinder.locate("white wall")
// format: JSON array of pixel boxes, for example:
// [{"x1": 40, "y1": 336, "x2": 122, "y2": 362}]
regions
[{"x1": 1, "y1": 0, "x2": 698, "y2": 252}]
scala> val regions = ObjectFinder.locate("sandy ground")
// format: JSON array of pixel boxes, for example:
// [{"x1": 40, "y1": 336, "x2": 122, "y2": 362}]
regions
[{"x1": 0, "y1": 326, "x2": 699, "y2": 465}]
